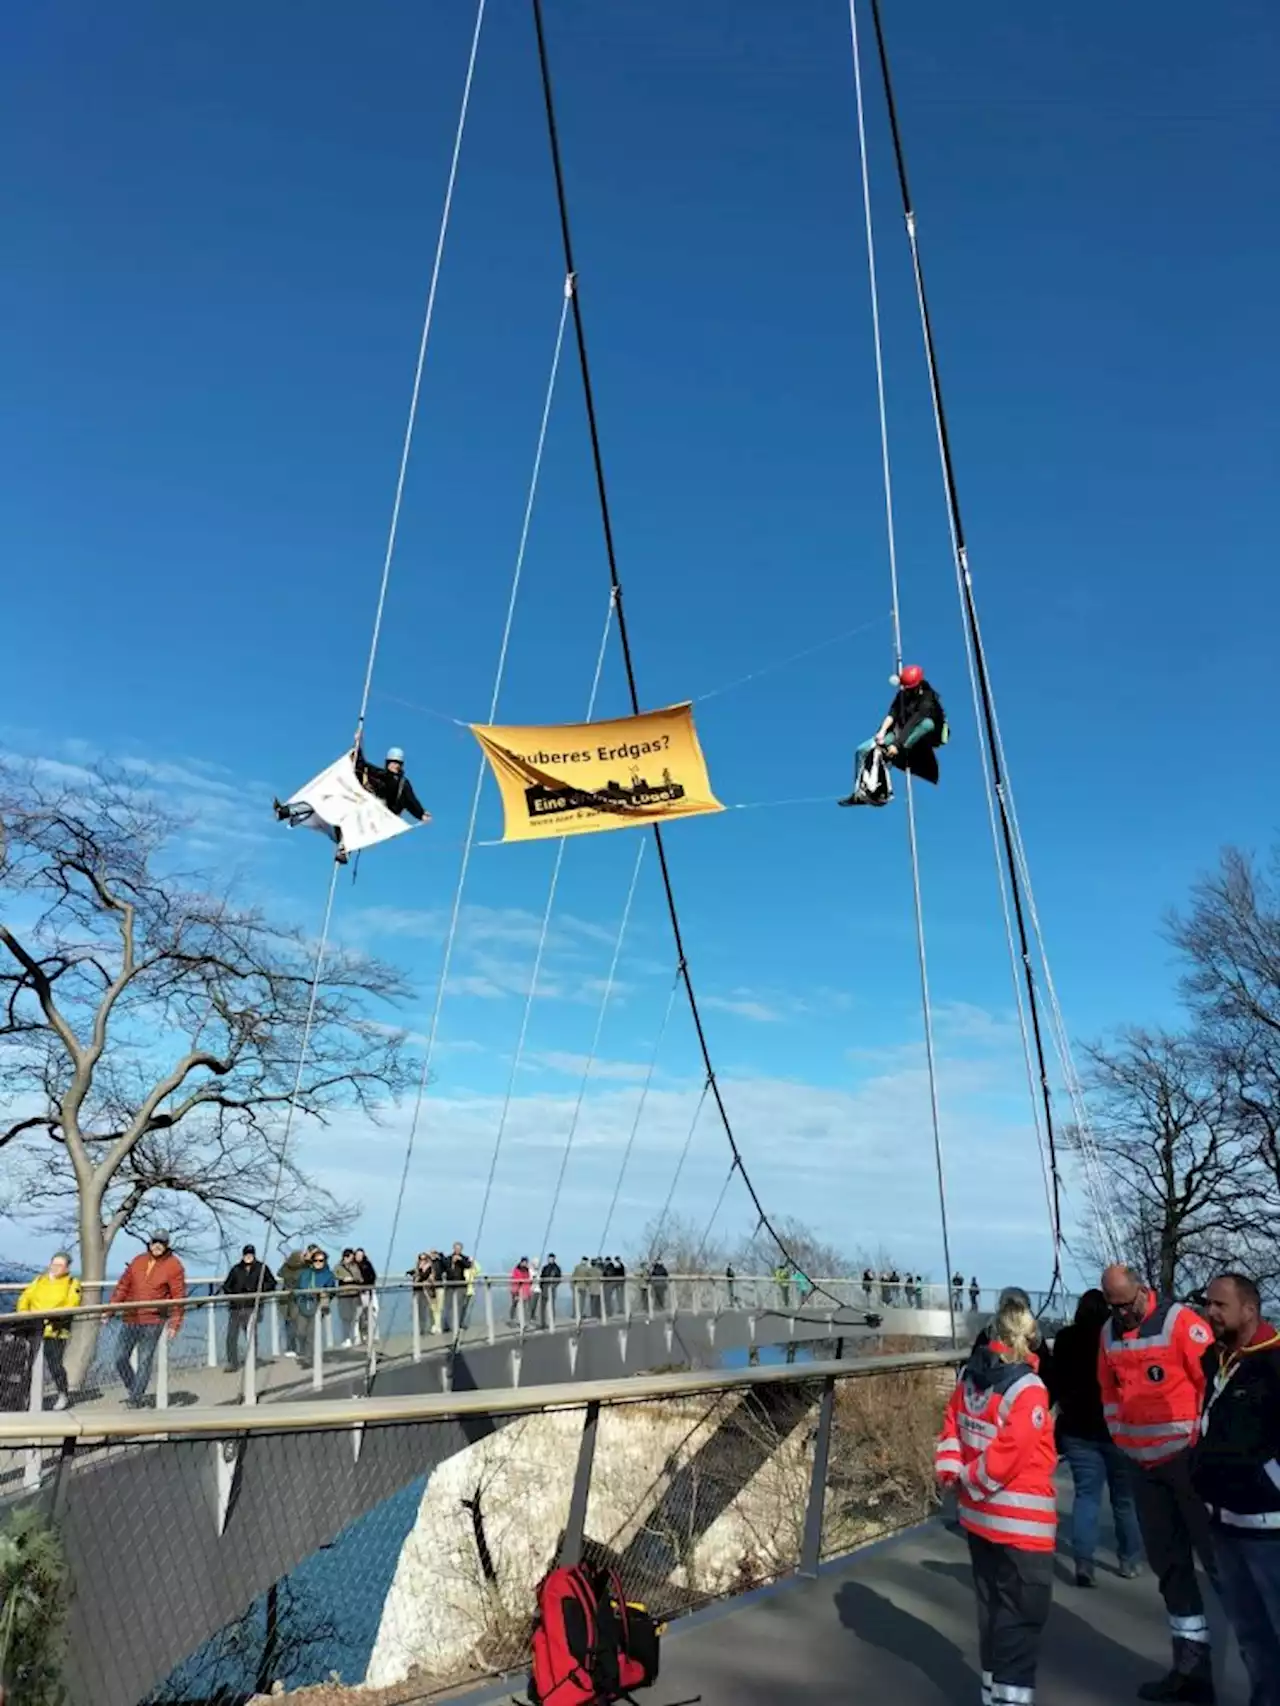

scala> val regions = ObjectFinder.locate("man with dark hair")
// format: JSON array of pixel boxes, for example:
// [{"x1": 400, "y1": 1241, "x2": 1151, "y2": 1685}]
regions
[
  {"x1": 221, "y1": 1244, "x2": 275, "y2": 1373},
  {"x1": 1100, "y1": 1263, "x2": 1217, "y2": 1702},
  {"x1": 1193, "y1": 1272, "x2": 1280, "y2": 1706}
]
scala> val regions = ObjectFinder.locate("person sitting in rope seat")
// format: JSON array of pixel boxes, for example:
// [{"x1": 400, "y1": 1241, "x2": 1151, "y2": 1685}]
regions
[
  {"x1": 838, "y1": 665, "x2": 947, "y2": 808},
  {"x1": 352, "y1": 738, "x2": 428, "y2": 824}
]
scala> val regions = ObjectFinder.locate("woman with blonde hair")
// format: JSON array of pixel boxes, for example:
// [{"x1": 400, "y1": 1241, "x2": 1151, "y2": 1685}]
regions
[{"x1": 936, "y1": 1295, "x2": 1058, "y2": 1706}]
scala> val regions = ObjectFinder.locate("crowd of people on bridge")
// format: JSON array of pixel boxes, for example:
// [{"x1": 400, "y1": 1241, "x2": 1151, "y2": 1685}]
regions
[{"x1": 940, "y1": 1264, "x2": 1280, "y2": 1706}]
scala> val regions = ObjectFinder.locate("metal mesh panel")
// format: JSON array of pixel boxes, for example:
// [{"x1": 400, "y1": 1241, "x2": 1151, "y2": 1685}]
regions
[
  {"x1": 581, "y1": 1380, "x2": 823, "y2": 1619},
  {"x1": 3, "y1": 1407, "x2": 576, "y2": 1706},
  {"x1": 818, "y1": 1362, "x2": 949, "y2": 1560}
]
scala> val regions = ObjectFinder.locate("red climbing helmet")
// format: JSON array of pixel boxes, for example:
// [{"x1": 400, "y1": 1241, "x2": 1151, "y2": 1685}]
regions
[{"x1": 899, "y1": 664, "x2": 924, "y2": 689}]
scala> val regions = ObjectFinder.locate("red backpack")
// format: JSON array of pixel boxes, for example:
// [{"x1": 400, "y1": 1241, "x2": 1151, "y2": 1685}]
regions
[{"x1": 529, "y1": 1563, "x2": 661, "y2": 1706}]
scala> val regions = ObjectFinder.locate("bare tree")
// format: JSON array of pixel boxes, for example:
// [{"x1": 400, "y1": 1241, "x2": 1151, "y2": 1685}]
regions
[
  {"x1": 1172, "y1": 845, "x2": 1280, "y2": 1225},
  {"x1": 1069, "y1": 1028, "x2": 1271, "y2": 1294},
  {"x1": 0, "y1": 762, "x2": 415, "y2": 1374},
  {"x1": 629, "y1": 1212, "x2": 727, "y2": 1275}
]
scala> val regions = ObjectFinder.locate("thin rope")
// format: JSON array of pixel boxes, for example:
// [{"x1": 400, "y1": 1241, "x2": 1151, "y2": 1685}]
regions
[
  {"x1": 695, "y1": 1159, "x2": 740, "y2": 1267},
  {"x1": 469, "y1": 589, "x2": 617, "y2": 1261},
  {"x1": 693, "y1": 615, "x2": 888, "y2": 704},
  {"x1": 848, "y1": 0, "x2": 956, "y2": 1345},
  {"x1": 535, "y1": 836, "x2": 647, "y2": 1264},
  {"x1": 378, "y1": 280, "x2": 574, "y2": 1295},
  {"x1": 598, "y1": 966, "x2": 682, "y2": 1253},
  {"x1": 647, "y1": 1077, "x2": 711, "y2": 1260},
  {"x1": 866, "y1": 0, "x2": 1064, "y2": 1300},
  {"x1": 532, "y1": 0, "x2": 863, "y2": 1322},
  {"x1": 354, "y1": 0, "x2": 486, "y2": 739},
  {"x1": 252, "y1": 857, "x2": 342, "y2": 1292}
]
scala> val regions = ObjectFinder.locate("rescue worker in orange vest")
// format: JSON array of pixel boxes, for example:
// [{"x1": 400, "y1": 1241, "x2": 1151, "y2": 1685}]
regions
[
  {"x1": 1099, "y1": 1263, "x2": 1219, "y2": 1703},
  {"x1": 936, "y1": 1295, "x2": 1057, "y2": 1706}
]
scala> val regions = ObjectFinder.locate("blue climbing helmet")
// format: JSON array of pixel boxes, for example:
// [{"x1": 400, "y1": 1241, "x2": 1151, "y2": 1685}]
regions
[{"x1": 385, "y1": 746, "x2": 405, "y2": 765}]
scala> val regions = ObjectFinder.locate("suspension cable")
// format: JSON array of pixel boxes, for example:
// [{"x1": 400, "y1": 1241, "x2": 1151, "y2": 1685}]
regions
[
  {"x1": 376, "y1": 279, "x2": 574, "y2": 1308},
  {"x1": 847, "y1": 0, "x2": 956, "y2": 1344},
  {"x1": 468, "y1": 589, "x2": 617, "y2": 1262},
  {"x1": 531, "y1": 0, "x2": 870, "y2": 1319},
  {"x1": 253, "y1": 858, "x2": 342, "y2": 1278},
  {"x1": 647, "y1": 1078, "x2": 711, "y2": 1261},
  {"x1": 865, "y1": 0, "x2": 1064, "y2": 1295},
  {"x1": 535, "y1": 837, "x2": 647, "y2": 1264},
  {"x1": 598, "y1": 966, "x2": 682, "y2": 1253},
  {"x1": 354, "y1": 0, "x2": 487, "y2": 741},
  {"x1": 696, "y1": 1159, "x2": 740, "y2": 1268}
]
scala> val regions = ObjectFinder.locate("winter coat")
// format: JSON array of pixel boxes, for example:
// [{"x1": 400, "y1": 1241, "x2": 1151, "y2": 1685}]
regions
[
  {"x1": 1192, "y1": 1322, "x2": 1280, "y2": 1530},
  {"x1": 111, "y1": 1251, "x2": 186, "y2": 1331},
  {"x1": 353, "y1": 747, "x2": 427, "y2": 821},
  {"x1": 222, "y1": 1259, "x2": 276, "y2": 1307},
  {"x1": 935, "y1": 1341, "x2": 1057, "y2": 1552},
  {"x1": 1099, "y1": 1293, "x2": 1212, "y2": 1465},
  {"x1": 16, "y1": 1272, "x2": 82, "y2": 1339},
  {"x1": 510, "y1": 1265, "x2": 533, "y2": 1301},
  {"x1": 293, "y1": 1264, "x2": 336, "y2": 1317}
]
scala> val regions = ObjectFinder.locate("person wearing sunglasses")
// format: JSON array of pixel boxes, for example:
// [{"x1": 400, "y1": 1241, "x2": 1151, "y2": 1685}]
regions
[{"x1": 1099, "y1": 1264, "x2": 1217, "y2": 1702}]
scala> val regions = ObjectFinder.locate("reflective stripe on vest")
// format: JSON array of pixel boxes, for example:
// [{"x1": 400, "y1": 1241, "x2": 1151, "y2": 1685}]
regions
[
  {"x1": 959, "y1": 1503, "x2": 1056, "y2": 1546},
  {"x1": 991, "y1": 1687, "x2": 1035, "y2": 1706},
  {"x1": 1215, "y1": 1508, "x2": 1280, "y2": 1535},
  {"x1": 1169, "y1": 1614, "x2": 1210, "y2": 1644},
  {"x1": 1102, "y1": 1300, "x2": 1184, "y2": 1354}
]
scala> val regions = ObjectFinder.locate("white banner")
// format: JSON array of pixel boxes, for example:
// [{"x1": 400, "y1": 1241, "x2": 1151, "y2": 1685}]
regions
[{"x1": 284, "y1": 753, "x2": 415, "y2": 855}]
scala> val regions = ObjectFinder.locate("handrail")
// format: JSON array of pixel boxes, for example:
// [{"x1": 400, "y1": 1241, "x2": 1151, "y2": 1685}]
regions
[
  {"x1": 0, "y1": 1348, "x2": 962, "y2": 1442},
  {"x1": 0, "y1": 1272, "x2": 1015, "y2": 1325}
]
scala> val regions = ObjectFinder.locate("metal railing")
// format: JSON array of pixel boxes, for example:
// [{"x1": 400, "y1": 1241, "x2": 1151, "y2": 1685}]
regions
[
  {"x1": 0, "y1": 1349, "x2": 961, "y2": 1706},
  {"x1": 0, "y1": 1271, "x2": 1016, "y2": 1423}
]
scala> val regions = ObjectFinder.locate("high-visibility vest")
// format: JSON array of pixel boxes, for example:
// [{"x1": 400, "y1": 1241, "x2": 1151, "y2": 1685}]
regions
[
  {"x1": 935, "y1": 1343, "x2": 1058, "y2": 1552},
  {"x1": 1098, "y1": 1295, "x2": 1212, "y2": 1466}
]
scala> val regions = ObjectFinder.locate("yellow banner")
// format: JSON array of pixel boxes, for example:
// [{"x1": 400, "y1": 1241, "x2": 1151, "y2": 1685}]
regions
[{"x1": 471, "y1": 704, "x2": 723, "y2": 843}]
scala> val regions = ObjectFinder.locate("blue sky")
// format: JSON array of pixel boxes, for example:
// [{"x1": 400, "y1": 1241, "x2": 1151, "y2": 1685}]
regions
[{"x1": 3, "y1": 1, "x2": 1276, "y2": 1288}]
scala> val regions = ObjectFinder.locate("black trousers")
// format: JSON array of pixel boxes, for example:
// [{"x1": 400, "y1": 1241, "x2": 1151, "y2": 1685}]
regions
[
  {"x1": 968, "y1": 1532, "x2": 1053, "y2": 1705},
  {"x1": 1133, "y1": 1451, "x2": 1217, "y2": 1646}
]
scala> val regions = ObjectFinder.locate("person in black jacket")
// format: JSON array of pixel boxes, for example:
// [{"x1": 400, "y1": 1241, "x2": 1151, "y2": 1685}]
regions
[
  {"x1": 839, "y1": 666, "x2": 946, "y2": 808},
  {"x1": 222, "y1": 1245, "x2": 276, "y2": 1373},
  {"x1": 538, "y1": 1254, "x2": 562, "y2": 1328},
  {"x1": 353, "y1": 739, "x2": 428, "y2": 822},
  {"x1": 1192, "y1": 1272, "x2": 1280, "y2": 1703},
  {"x1": 1048, "y1": 1289, "x2": 1143, "y2": 1586}
]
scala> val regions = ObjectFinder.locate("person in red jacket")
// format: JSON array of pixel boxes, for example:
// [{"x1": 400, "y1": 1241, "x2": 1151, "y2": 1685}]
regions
[
  {"x1": 936, "y1": 1295, "x2": 1057, "y2": 1706},
  {"x1": 1100, "y1": 1263, "x2": 1218, "y2": 1702},
  {"x1": 508, "y1": 1257, "x2": 534, "y2": 1326},
  {"x1": 110, "y1": 1232, "x2": 187, "y2": 1407}
]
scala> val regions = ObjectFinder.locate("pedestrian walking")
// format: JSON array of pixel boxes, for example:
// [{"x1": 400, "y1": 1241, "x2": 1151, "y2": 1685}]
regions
[
  {"x1": 1048, "y1": 1288, "x2": 1143, "y2": 1585},
  {"x1": 334, "y1": 1248, "x2": 362, "y2": 1346},
  {"x1": 16, "y1": 1252, "x2": 81, "y2": 1409},
  {"x1": 863, "y1": 1267, "x2": 875, "y2": 1307},
  {"x1": 539, "y1": 1254, "x2": 562, "y2": 1327},
  {"x1": 508, "y1": 1257, "x2": 533, "y2": 1326},
  {"x1": 293, "y1": 1249, "x2": 336, "y2": 1364},
  {"x1": 447, "y1": 1244, "x2": 473, "y2": 1332},
  {"x1": 952, "y1": 1270, "x2": 965, "y2": 1312},
  {"x1": 221, "y1": 1245, "x2": 275, "y2": 1372},
  {"x1": 726, "y1": 1264, "x2": 738, "y2": 1308},
  {"x1": 970, "y1": 1276, "x2": 981, "y2": 1312},
  {"x1": 353, "y1": 1248, "x2": 377, "y2": 1344},
  {"x1": 278, "y1": 1245, "x2": 312, "y2": 1356},
  {"x1": 935, "y1": 1294, "x2": 1056, "y2": 1706},
  {"x1": 110, "y1": 1233, "x2": 186, "y2": 1406},
  {"x1": 649, "y1": 1259, "x2": 670, "y2": 1313},
  {"x1": 1192, "y1": 1272, "x2": 1280, "y2": 1706},
  {"x1": 1100, "y1": 1263, "x2": 1217, "y2": 1702}
]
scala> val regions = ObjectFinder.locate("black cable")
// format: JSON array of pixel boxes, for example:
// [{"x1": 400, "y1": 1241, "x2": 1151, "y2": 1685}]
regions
[
  {"x1": 865, "y1": 0, "x2": 1063, "y2": 1299},
  {"x1": 530, "y1": 0, "x2": 875, "y2": 1326}
]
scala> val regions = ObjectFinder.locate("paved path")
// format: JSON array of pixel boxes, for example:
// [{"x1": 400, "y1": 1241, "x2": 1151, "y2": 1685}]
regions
[{"x1": 652, "y1": 1519, "x2": 1246, "y2": 1706}]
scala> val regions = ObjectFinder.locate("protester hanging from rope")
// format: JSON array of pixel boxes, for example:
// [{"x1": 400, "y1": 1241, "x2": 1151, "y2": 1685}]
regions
[
  {"x1": 838, "y1": 664, "x2": 947, "y2": 808},
  {"x1": 272, "y1": 731, "x2": 428, "y2": 863},
  {"x1": 352, "y1": 734, "x2": 429, "y2": 823}
]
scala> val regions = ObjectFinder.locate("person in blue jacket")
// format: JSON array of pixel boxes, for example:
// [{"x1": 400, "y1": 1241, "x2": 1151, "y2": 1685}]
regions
[{"x1": 292, "y1": 1248, "x2": 337, "y2": 1363}]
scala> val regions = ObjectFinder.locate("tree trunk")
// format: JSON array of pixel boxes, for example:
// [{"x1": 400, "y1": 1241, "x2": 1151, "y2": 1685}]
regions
[{"x1": 65, "y1": 1196, "x2": 108, "y2": 1393}]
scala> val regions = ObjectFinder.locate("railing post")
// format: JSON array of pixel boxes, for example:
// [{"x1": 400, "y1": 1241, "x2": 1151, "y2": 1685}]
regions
[
  {"x1": 24, "y1": 1336, "x2": 46, "y2": 1490},
  {"x1": 548, "y1": 1289, "x2": 557, "y2": 1334},
  {"x1": 243, "y1": 1323, "x2": 258, "y2": 1407},
  {"x1": 324, "y1": 1308, "x2": 335, "y2": 1350},
  {"x1": 411, "y1": 1292, "x2": 422, "y2": 1363},
  {"x1": 799, "y1": 1374, "x2": 837, "y2": 1578},
  {"x1": 484, "y1": 1280, "x2": 496, "y2": 1345},
  {"x1": 559, "y1": 1401, "x2": 600, "y2": 1568},
  {"x1": 206, "y1": 1295, "x2": 218, "y2": 1369},
  {"x1": 312, "y1": 1314, "x2": 324, "y2": 1391},
  {"x1": 517, "y1": 1294, "x2": 526, "y2": 1334},
  {"x1": 573, "y1": 1283, "x2": 582, "y2": 1328},
  {"x1": 269, "y1": 1296, "x2": 280, "y2": 1359},
  {"x1": 156, "y1": 1327, "x2": 170, "y2": 1410}
]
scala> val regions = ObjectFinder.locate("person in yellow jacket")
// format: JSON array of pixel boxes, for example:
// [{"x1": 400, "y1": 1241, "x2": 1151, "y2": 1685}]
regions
[{"x1": 17, "y1": 1252, "x2": 82, "y2": 1410}]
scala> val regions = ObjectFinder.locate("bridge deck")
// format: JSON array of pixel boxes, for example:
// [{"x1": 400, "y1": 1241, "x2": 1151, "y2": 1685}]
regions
[{"x1": 630, "y1": 1519, "x2": 1244, "y2": 1706}]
